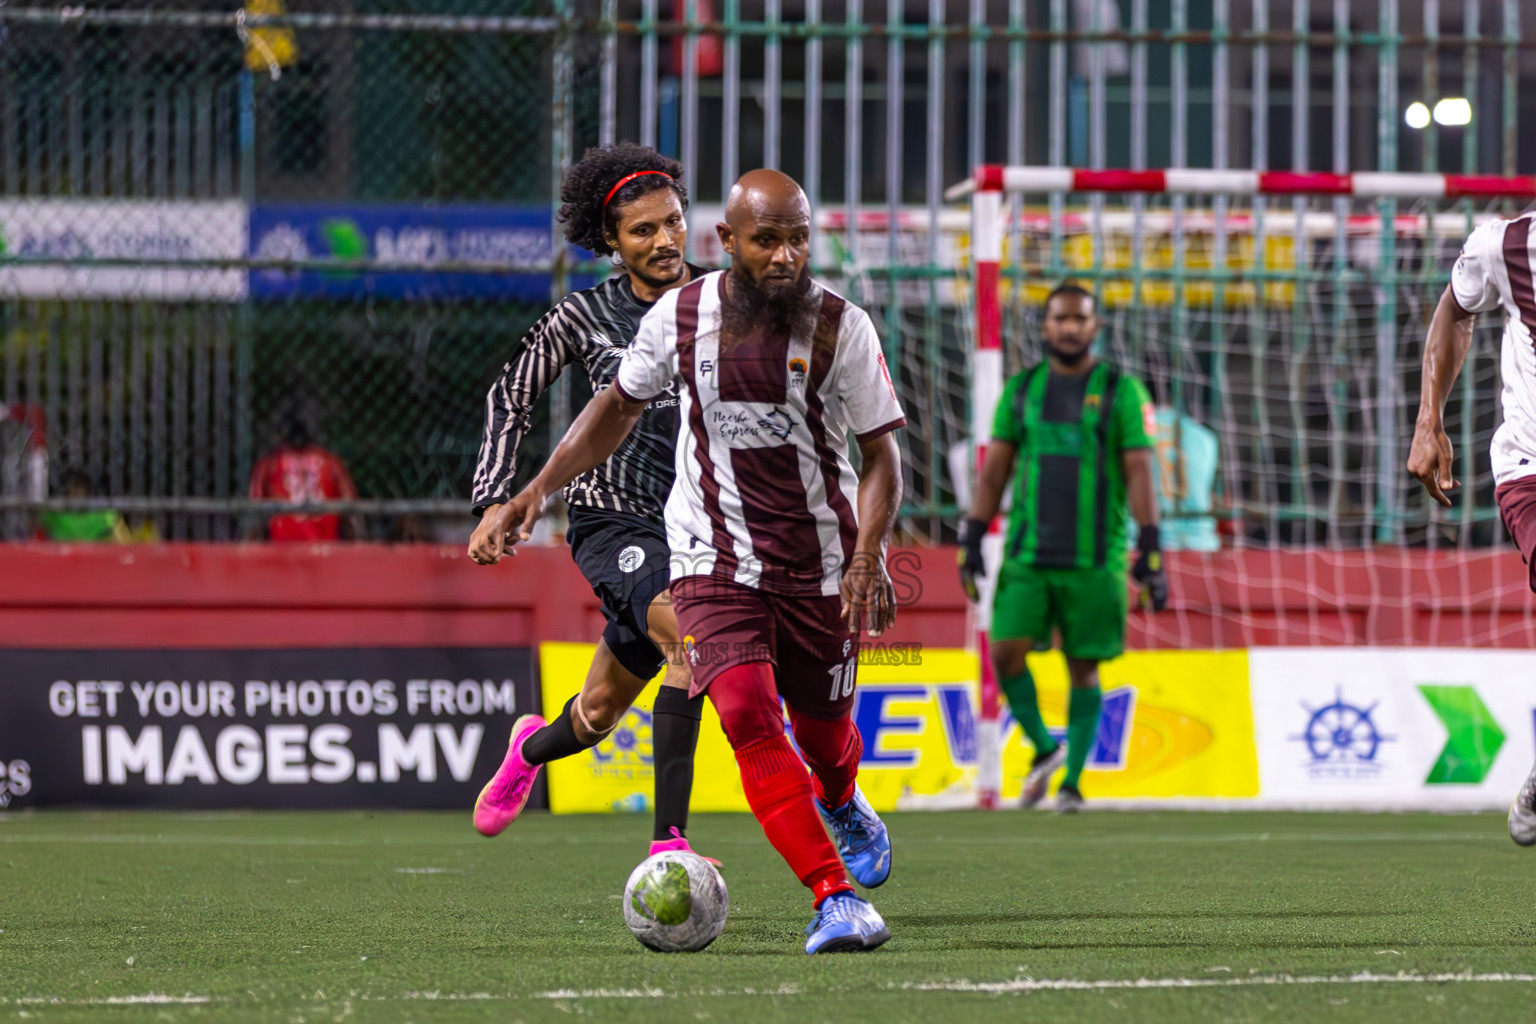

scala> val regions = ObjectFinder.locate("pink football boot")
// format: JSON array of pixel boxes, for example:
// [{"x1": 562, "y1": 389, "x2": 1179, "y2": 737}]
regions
[
  {"x1": 473, "y1": 715, "x2": 547, "y2": 837},
  {"x1": 648, "y1": 826, "x2": 721, "y2": 866}
]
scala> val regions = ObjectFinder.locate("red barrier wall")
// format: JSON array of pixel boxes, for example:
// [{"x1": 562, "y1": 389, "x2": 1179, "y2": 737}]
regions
[
  {"x1": 1130, "y1": 548, "x2": 1536, "y2": 648},
  {"x1": 0, "y1": 543, "x2": 970, "y2": 650},
  {"x1": 0, "y1": 543, "x2": 1532, "y2": 649}
]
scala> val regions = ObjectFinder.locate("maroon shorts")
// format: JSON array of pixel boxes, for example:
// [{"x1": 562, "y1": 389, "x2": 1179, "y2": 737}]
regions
[
  {"x1": 669, "y1": 575, "x2": 858, "y2": 718},
  {"x1": 1497, "y1": 477, "x2": 1536, "y2": 593}
]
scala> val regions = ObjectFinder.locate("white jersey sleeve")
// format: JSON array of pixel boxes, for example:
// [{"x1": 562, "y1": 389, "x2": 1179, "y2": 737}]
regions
[
  {"x1": 1451, "y1": 220, "x2": 1506, "y2": 314},
  {"x1": 614, "y1": 292, "x2": 678, "y2": 402},
  {"x1": 833, "y1": 307, "x2": 907, "y2": 441}
]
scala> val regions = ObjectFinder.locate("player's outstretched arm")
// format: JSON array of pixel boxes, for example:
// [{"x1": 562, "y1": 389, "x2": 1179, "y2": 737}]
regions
[
  {"x1": 470, "y1": 318, "x2": 570, "y2": 520},
  {"x1": 469, "y1": 387, "x2": 646, "y2": 564},
  {"x1": 1407, "y1": 284, "x2": 1477, "y2": 508},
  {"x1": 842, "y1": 431, "x2": 903, "y2": 637},
  {"x1": 533, "y1": 385, "x2": 648, "y2": 498},
  {"x1": 467, "y1": 318, "x2": 573, "y2": 563}
]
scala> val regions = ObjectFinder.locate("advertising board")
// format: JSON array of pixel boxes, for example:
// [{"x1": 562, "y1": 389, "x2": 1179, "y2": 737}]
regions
[{"x1": 0, "y1": 648, "x2": 539, "y2": 810}]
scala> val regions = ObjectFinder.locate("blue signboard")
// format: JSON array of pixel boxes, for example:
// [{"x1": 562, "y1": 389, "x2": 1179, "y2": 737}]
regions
[{"x1": 248, "y1": 203, "x2": 595, "y2": 302}]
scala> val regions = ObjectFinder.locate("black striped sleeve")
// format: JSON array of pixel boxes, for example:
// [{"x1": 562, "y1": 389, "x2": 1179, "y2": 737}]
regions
[{"x1": 469, "y1": 307, "x2": 574, "y2": 516}]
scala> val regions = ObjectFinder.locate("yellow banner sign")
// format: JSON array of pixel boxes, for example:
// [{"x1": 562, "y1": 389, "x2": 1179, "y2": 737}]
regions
[
  {"x1": 538, "y1": 643, "x2": 1257, "y2": 813},
  {"x1": 1000, "y1": 649, "x2": 1259, "y2": 800}
]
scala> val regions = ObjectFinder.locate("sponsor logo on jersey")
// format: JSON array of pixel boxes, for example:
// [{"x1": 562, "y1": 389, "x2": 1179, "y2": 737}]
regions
[{"x1": 757, "y1": 408, "x2": 796, "y2": 440}]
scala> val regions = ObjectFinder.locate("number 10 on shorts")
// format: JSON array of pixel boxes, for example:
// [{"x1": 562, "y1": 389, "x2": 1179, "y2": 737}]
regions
[{"x1": 826, "y1": 656, "x2": 858, "y2": 700}]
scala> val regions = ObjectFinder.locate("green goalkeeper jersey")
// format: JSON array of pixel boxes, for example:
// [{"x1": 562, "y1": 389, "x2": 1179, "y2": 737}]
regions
[{"x1": 991, "y1": 361, "x2": 1155, "y2": 570}]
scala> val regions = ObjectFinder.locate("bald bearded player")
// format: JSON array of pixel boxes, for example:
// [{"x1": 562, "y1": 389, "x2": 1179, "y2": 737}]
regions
[{"x1": 492, "y1": 169, "x2": 905, "y2": 954}]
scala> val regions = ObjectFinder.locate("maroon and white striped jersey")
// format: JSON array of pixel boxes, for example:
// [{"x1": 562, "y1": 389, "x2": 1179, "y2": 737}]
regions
[
  {"x1": 1451, "y1": 213, "x2": 1536, "y2": 485},
  {"x1": 614, "y1": 271, "x2": 905, "y2": 596}
]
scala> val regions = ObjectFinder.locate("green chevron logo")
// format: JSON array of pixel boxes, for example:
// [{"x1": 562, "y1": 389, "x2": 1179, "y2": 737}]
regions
[{"x1": 1417, "y1": 685, "x2": 1505, "y2": 785}]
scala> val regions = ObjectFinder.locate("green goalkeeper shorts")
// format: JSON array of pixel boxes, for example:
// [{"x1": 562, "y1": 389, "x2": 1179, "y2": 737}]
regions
[{"x1": 991, "y1": 560, "x2": 1128, "y2": 662}]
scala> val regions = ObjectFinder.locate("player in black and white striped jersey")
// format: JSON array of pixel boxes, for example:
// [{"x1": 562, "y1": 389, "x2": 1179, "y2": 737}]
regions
[{"x1": 467, "y1": 144, "x2": 712, "y2": 860}]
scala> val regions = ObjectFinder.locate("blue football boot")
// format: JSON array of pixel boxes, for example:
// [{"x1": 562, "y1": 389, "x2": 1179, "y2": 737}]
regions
[
  {"x1": 816, "y1": 784, "x2": 892, "y2": 888},
  {"x1": 804, "y1": 891, "x2": 891, "y2": 954}
]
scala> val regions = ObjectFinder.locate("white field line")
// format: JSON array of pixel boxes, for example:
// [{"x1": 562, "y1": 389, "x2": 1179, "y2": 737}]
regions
[
  {"x1": 417, "y1": 973, "x2": 1536, "y2": 1000},
  {"x1": 535, "y1": 973, "x2": 1536, "y2": 999},
  {"x1": 10, "y1": 973, "x2": 1533, "y2": 1007},
  {"x1": 906, "y1": 971, "x2": 1536, "y2": 993},
  {"x1": 9, "y1": 994, "x2": 211, "y2": 1006}
]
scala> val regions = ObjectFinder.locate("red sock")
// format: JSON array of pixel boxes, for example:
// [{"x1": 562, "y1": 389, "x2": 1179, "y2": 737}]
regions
[
  {"x1": 789, "y1": 711, "x2": 862, "y2": 810},
  {"x1": 735, "y1": 735, "x2": 853, "y2": 906}
]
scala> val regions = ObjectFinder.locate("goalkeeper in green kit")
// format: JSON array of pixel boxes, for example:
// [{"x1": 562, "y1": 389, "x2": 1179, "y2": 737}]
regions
[{"x1": 958, "y1": 284, "x2": 1168, "y2": 812}]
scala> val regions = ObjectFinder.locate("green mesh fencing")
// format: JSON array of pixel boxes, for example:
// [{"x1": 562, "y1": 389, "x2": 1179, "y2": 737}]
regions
[
  {"x1": 0, "y1": 2, "x2": 582, "y2": 539},
  {"x1": 0, "y1": 1, "x2": 1528, "y2": 547}
]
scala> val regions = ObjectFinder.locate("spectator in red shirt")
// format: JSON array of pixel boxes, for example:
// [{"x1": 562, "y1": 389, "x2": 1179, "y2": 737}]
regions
[{"x1": 248, "y1": 414, "x2": 360, "y2": 542}]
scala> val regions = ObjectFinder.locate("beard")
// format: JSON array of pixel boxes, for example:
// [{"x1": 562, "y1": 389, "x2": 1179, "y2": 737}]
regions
[
  {"x1": 1045, "y1": 338, "x2": 1092, "y2": 367},
  {"x1": 719, "y1": 266, "x2": 820, "y2": 352}
]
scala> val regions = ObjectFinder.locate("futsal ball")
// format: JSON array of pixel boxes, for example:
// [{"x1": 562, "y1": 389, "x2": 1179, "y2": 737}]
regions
[{"x1": 622, "y1": 850, "x2": 728, "y2": 952}]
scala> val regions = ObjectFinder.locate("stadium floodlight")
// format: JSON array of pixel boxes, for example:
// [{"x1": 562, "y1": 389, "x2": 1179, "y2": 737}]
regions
[
  {"x1": 1433, "y1": 97, "x2": 1472, "y2": 126},
  {"x1": 1404, "y1": 101, "x2": 1431, "y2": 130}
]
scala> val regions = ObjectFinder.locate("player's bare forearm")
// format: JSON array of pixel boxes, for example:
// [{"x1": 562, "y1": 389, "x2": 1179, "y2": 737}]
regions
[
  {"x1": 966, "y1": 442, "x2": 1017, "y2": 524},
  {"x1": 844, "y1": 432, "x2": 902, "y2": 635},
  {"x1": 528, "y1": 386, "x2": 647, "y2": 499},
  {"x1": 1123, "y1": 448, "x2": 1158, "y2": 528},
  {"x1": 1407, "y1": 286, "x2": 1476, "y2": 507},
  {"x1": 853, "y1": 432, "x2": 902, "y2": 557},
  {"x1": 1416, "y1": 285, "x2": 1476, "y2": 428}
]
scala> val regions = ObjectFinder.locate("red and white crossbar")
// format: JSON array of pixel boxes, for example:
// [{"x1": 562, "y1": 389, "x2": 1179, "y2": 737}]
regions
[{"x1": 945, "y1": 165, "x2": 1536, "y2": 202}]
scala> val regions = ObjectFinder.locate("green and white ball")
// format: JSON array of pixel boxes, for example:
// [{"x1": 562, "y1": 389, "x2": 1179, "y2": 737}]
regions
[{"x1": 622, "y1": 850, "x2": 728, "y2": 952}]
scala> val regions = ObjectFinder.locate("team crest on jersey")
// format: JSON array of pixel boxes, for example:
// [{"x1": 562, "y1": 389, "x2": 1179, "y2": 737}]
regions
[
  {"x1": 1085, "y1": 393, "x2": 1101, "y2": 409},
  {"x1": 789, "y1": 357, "x2": 808, "y2": 388},
  {"x1": 758, "y1": 408, "x2": 796, "y2": 440}
]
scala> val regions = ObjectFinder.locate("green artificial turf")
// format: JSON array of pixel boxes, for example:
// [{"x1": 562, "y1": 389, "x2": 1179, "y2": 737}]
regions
[{"x1": 1, "y1": 809, "x2": 1532, "y2": 1022}]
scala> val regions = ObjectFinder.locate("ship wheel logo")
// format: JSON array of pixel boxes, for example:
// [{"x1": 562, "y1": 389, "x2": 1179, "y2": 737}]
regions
[{"x1": 1293, "y1": 688, "x2": 1394, "y2": 763}]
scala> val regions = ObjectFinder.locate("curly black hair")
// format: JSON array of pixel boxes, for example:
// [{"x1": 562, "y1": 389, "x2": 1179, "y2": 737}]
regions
[{"x1": 559, "y1": 143, "x2": 688, "y2": 257}]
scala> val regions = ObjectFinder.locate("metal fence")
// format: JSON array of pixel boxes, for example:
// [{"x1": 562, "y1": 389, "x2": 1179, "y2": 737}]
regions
[{"x1": 0, "y1": 1, "x2": 1531, "y2": 543}]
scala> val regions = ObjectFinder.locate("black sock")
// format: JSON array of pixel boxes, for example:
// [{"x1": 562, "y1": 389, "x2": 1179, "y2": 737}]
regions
[
  {"x1": 651, "y1": 685, "x2": 703, "y2": 842},
  {"x1": 521, "y1": 696, "x2": 593, "y2": 766}
]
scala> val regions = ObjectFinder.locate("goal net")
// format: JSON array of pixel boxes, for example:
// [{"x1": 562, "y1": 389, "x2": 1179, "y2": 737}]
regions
[{"x1": 945, "y1": 167, "x2": 1536, "y2": 806}]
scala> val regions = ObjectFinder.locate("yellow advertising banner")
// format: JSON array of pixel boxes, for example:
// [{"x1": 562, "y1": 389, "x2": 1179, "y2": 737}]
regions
[
  {"x1": 1001, "y1": 649, "x2": 1260, "y2": 800},
  {"x1": 538, "y1": 643, "x2": 1258, "y2": 813}
]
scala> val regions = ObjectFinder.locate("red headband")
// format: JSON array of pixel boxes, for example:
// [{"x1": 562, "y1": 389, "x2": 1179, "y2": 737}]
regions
[{"x1": 602, "y1": 170, "x2": 674, "y2": 211}]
